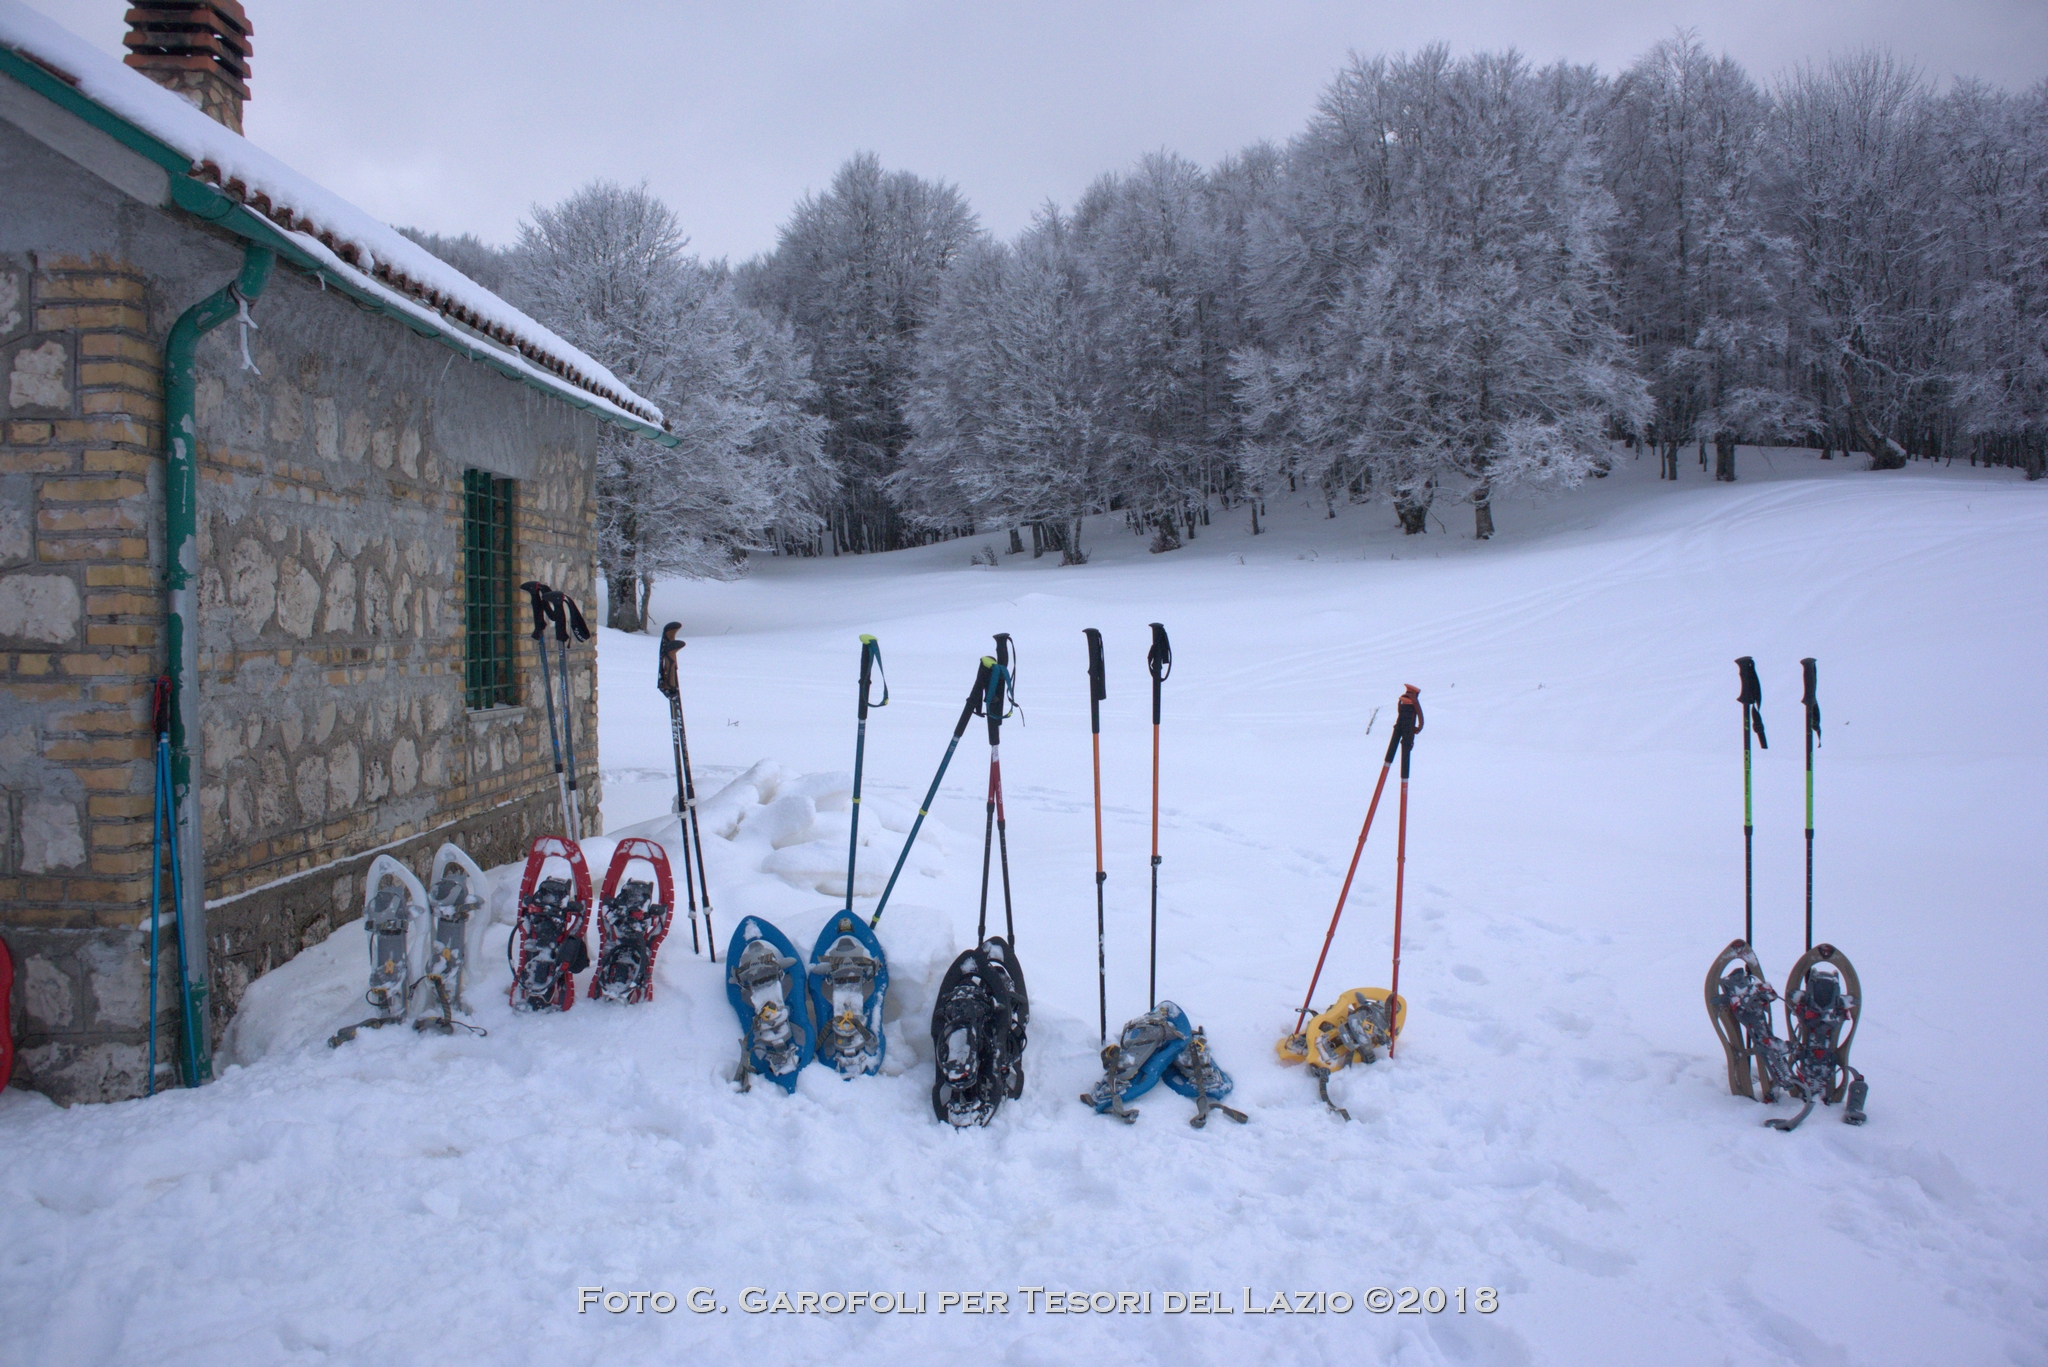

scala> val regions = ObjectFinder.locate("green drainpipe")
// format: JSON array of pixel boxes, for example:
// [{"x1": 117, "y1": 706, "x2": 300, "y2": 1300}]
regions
[{"x1": 163, "y1": 244, "x2": 274, "y2": 1085}]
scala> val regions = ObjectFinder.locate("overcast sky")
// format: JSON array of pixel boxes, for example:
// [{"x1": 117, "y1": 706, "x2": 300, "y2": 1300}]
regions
[{"x1": 29, "y1": 1, "x2": 2048, "y2": 264}]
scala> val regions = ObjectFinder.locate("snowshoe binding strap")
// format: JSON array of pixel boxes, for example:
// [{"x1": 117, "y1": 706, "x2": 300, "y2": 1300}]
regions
[
  {"x1": 1167, "y1": 1027, "x2": 1247, "y2": 1128},
  {"x1": 1083, "y1": 1002, "x2": 1189, "y2": 1123}
]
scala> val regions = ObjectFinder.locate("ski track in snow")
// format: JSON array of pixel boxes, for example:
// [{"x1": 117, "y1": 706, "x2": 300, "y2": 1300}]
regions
[{"x1": 4, "y1": 452, "x2": 2045, "y2": 1367}]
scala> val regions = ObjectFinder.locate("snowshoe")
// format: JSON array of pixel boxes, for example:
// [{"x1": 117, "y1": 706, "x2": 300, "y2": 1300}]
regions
[
  {"x1": 1769, "y1": 944, "x2": 1867, "y2": 1130},
  {"x1": 1165, "y1": 1025, "x2": 1248, "y2": 1127},
  {"x1": 328, "y1": 855, "x2": 427, "y2": 1047},
  {"x1": 931, "y1": 936, "x2": 1028, "y2": 1127},
  {"x1": 415, "y1": 843, "x2": 488, "y2": 1036},
  {"x1": 1082, "y1": 1001, "x2": 1190, "y2": 1123},
  {"x1": 809, "y1": 913, "x2": 888, "y2": 1078},
  {"x1": 726, "y1": 917, "x2": 813, "y2": 1092},
  {"x1": 508, "y1": 836, "x2": 591, "y2": 1013},
  {"x1": 1277, "y1": 987, "x2": 1404, "y2": 1119},
  {"x1": 1705, "y1": 939, "x2": 1780, "y2": 1100},
  {"x1": 589, "y1": 838, "x2": 674, "y2": 1005}
]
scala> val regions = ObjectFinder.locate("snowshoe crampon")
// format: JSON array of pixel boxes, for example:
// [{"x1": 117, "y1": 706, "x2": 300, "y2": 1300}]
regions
[
  {"x1": 1165, "y1": 1025, "x2": 1247, "y2": 1127},
  {"x1": 809, "y1": 914, "x2": 888, "y2": 1079},
  {"x1": 727, "y1": 917, "x2": 813, "y2": 1092},
  {"x1": 415, "y1": 843, "x2": 487, "y2": 1036},
  {"x1": 1277, "y1": 987, "x2": 1404, "y2": 1120},
  {"x1": 509, "y1": 836, "x2": 591, "y2": 1013},
  {"x1": 589, "y1": 838, "x2": 674, "y2": 1005},
  {"x1": 932, "y1": 936, "x2": 1027, "y2": 1127},
  {"x1": 1083, "y1": 1001, "x2": 1190, "y2": 1123},
  {"x1": 327, "y1": 855, "x2": 427, "y2": 1047}
]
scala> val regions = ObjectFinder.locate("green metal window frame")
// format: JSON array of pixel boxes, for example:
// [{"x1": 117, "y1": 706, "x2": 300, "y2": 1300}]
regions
[{"x1": 463, "y1": 469, "x2": 518, "y2": 710}]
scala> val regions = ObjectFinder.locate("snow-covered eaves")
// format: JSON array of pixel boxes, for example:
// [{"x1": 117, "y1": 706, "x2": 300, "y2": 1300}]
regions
[{"x1": 0, "y1": 1, "x2": 673, "y2": 444}]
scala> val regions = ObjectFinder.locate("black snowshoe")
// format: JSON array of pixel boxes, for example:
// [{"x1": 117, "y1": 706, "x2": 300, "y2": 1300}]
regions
[{"x1": 931, "y1": 936, "x2": 1028, "y2": 1127}]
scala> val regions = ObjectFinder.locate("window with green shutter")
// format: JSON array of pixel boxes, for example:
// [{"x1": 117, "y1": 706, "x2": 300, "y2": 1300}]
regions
[{"x1": 462, "y1": 469, "x2": 517, "y2": 710}]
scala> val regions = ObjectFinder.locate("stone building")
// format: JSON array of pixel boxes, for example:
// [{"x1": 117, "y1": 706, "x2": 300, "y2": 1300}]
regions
[{"x1": 0, "y1": 2, "x2": 672, "y2": 1102}]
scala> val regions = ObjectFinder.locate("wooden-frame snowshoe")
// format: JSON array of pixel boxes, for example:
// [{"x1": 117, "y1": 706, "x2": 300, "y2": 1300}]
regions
[
  {"x1": 1163, "y1": 1025, "x2": 1248, "y2": 1127},
  {"x1": 1705, "y1": 939, "x2": 1775, "y2": 1100},
  {"x1": 328, "y1": 855, "x2": 428, "y2": 1047},
  {"x1": 589, "y1": 838, "x2": 675, "y2": 1005},
  {"x1": 1770, "y1": 944, "x2": 1867, "y2": 1129},
  {"x1": 727, "y1": 917, "x2": 814, "y2": 1092},
  {"x1": 931, "y1": 936, "x2": 1027, "y2": 1127},
  {"x1": 509, "y1": 836, "x2": 591, "y2": 1013},
  {"x1": 809, "y1": 913, "x2": 888, "y2": 1078},
  {"x1": 1083, "y1": 1001, "x2": 1190, "y2": 1123},
  {"x1": 416, "y1": 843, "x2": 488, "y2": 1036},
  {"x1": 1277, "y1": 987, "x2": 1405, "y2": 1120}
]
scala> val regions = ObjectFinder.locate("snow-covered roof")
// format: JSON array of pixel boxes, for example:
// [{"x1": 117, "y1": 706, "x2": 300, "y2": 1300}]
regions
[{"x1": 0, "y1": 1, "x2": 666, "y2": 431}]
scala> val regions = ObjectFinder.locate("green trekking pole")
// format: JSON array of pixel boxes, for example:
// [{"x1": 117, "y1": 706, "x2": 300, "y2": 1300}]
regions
[
  {"x1": 1801, "y1": 657, "x2": 1820, "y2": 951},
  {"x1": 843, "y1": 636, "x2": 888, "y2": 914},
  {"x1": 1736, "y1": 657, "x2": 1768, "y2": 944}
]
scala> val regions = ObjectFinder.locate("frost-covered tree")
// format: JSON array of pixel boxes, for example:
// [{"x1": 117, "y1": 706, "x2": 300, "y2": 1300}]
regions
[
  {"x1": 517, "y1": 182, "x2": 829, "y2": 629},
  {"x1": 739, "y1": 154, "x2": 979, "y2": 552},
  {"x1": 1237, "y1": 49, "x2": 1647, "y2": 537}
]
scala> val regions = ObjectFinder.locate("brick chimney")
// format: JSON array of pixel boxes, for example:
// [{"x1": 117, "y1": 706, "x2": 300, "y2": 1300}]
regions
[{"x1": 122, "y1": 1, "x2": 253, "y2": 134}]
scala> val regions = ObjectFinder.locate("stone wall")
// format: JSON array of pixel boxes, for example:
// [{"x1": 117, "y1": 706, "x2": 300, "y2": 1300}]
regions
[{"x1": 0, "y1": 121, "x2": 608, "y2": 1103}]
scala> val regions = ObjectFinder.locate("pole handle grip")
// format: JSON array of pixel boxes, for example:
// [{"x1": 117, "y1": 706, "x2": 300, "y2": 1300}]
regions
[
  {"x1": 857, "y1": 635, "x2": 888, "y2": 718},
  {"x1": 1800, "y1": 656, "x2": 1820, "y2": 744},
  {"x1": 519, "y1": 580, "x2": 553, "y2": 641},
  {"x1": 657, "y1": 622, "x2": 683, "y2": 699},
  {"x1": 1083, "y1": 627, "x2": 1106, "y2": 709},
  {"x1": 1736, "y1": 656, "x2": 1768, "y2": 748}
]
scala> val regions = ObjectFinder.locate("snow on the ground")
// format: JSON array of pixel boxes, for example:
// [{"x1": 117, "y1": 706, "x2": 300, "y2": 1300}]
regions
[{"x1": 4, "y1": 450, "x2": 2045, "y2": 1367}]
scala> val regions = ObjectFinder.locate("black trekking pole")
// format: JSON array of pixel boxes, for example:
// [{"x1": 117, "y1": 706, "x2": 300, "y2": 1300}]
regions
[
  {"x1": 520, "y1": 581, "x2": 573, "y2": 836},
  {"x1": 657, "y1": 623, "x2": 703, "y2": 955},
  {"x1": 986, "y1": 634, "x2": 1019, "y2": 944},
  {"x1": 1387, "y1": 685, "x2": 1423, "y2": 1057},
  {"x1": 1736, "y1": 657, "x2": 1767, "y2": 945},
  {"x1": 1084, "y1": 627, "x2": 1108, "y2": 1042},
  {"x1": 666, "y1": 624, "x2": 716, "y2": 963},
  {"x1": 553, "y1": 589, "x2": 591, "y2": 837},
  {"x1": 1801, "y1": 657, "x2": 1820, "y2": 952},
  {"x1": 871, "y1": 657, "x2": 993, "y2": 931},
  {"x1": 1146, "y1": 623, "x2": 1171, "y2": 1010},
  {"x1": 843, "y1": 635, "x2": 889, "y2": 915}
]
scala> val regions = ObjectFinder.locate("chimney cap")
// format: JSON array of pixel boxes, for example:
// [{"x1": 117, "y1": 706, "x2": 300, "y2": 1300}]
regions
[{"x1": 122, "y1": 1, "x2": 254, "y2": 102}]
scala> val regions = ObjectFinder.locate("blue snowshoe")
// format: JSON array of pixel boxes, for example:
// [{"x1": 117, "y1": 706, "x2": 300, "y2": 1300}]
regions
[
  {"x1": 1083, "y1": 1001, "x2": 1191, "y2": 1123},
  {"x1": 1164, "y1": 1024, "x2": 1249, "y2": 1127},
  {"x1": 810, "y1": 913, "x2": 888, "y2": 1078},
  {"x1": 726, "y1": 917, "x2": 814, "y2": 1092}
]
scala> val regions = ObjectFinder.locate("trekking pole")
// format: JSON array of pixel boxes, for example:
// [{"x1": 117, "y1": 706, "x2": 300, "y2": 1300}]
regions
[
  {"x1": 657, "y1": 623, "x2": 702, "y2": 955},
  {"x1": 554, "y1": 589, "x2": 591, "y2": 837},
  {"x1": 150, "y1": 672, "x2": 199, "y2": 1088},
  {"x1": 671, "y1": 628, "x2": 716, "y2": 963},
  {"x1": 1084, "y1": 627, "x2": 1108, "y2": 1042},
  {"x1": 871, "y1": 657, "x2": 994, "y2": 931},
  {"x1": 1291, "y1": 685, "x2": 1417, "y2": 1038},
  {"x1": 147, "y1": 676, "x2": 172, "y2": 1096},
  {"x1": 843, "y1": 635, "x2": 889, "y2": 915},
  {"x1": 1736, "y1": 656, "x2": 1768, "y2": 945},
  {"x1": 1801, "y1": 657, "x2": 1820, "y2": 952},
  {"x1": 520, "y1": 581, "x2": 573, "y2": 836},
  {"x1": 1386, "y1": 685, "x2": 1423, "y2": 1056},
  {"x1": 1146, "y1": 623, "x2": 1171, "y2": 1010},
  {"x1": 980, "y1": 635, "x2": 1019, "y2": 944}
]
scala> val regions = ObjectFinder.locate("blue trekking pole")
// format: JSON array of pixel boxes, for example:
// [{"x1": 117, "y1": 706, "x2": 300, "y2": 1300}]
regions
[
  {"x1": 843, "y1": 636, "x2": 888, "y2": 913},
  {"x1": 871, "y1": 657, "x2": 994, "y2": 931}
]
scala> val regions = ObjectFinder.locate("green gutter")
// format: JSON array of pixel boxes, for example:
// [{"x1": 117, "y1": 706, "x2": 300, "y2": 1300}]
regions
[{"x1": 163, "y1": 244, "x2": 273, "y2": 1084}]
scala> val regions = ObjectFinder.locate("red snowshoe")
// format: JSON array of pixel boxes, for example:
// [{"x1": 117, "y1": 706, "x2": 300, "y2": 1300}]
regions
[
  {"x1": 510, "y1": 836, "x2": 591, "y2": 1012},
  {"x1": 589, "y1": 838, "x2": 674, "y2": 1005}
]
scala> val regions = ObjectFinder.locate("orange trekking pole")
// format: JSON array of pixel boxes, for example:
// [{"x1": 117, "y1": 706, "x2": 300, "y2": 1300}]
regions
[{"x1": 1290, "y1": 686, "x2": 1422, "y2": 1037}]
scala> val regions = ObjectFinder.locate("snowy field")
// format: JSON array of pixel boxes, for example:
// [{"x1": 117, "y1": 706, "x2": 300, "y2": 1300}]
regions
[{"x1": 4, "y1": 449, "x2": 2045, "y2": 1367}]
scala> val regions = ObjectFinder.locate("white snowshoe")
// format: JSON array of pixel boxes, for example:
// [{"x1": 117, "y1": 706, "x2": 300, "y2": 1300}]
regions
[
  {"x1": 416, "y1": 844, "x2": 487, "y2": 1036},
  {"x1": 328, "y1": 855, "x2": 426, "y2": 1047}
]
